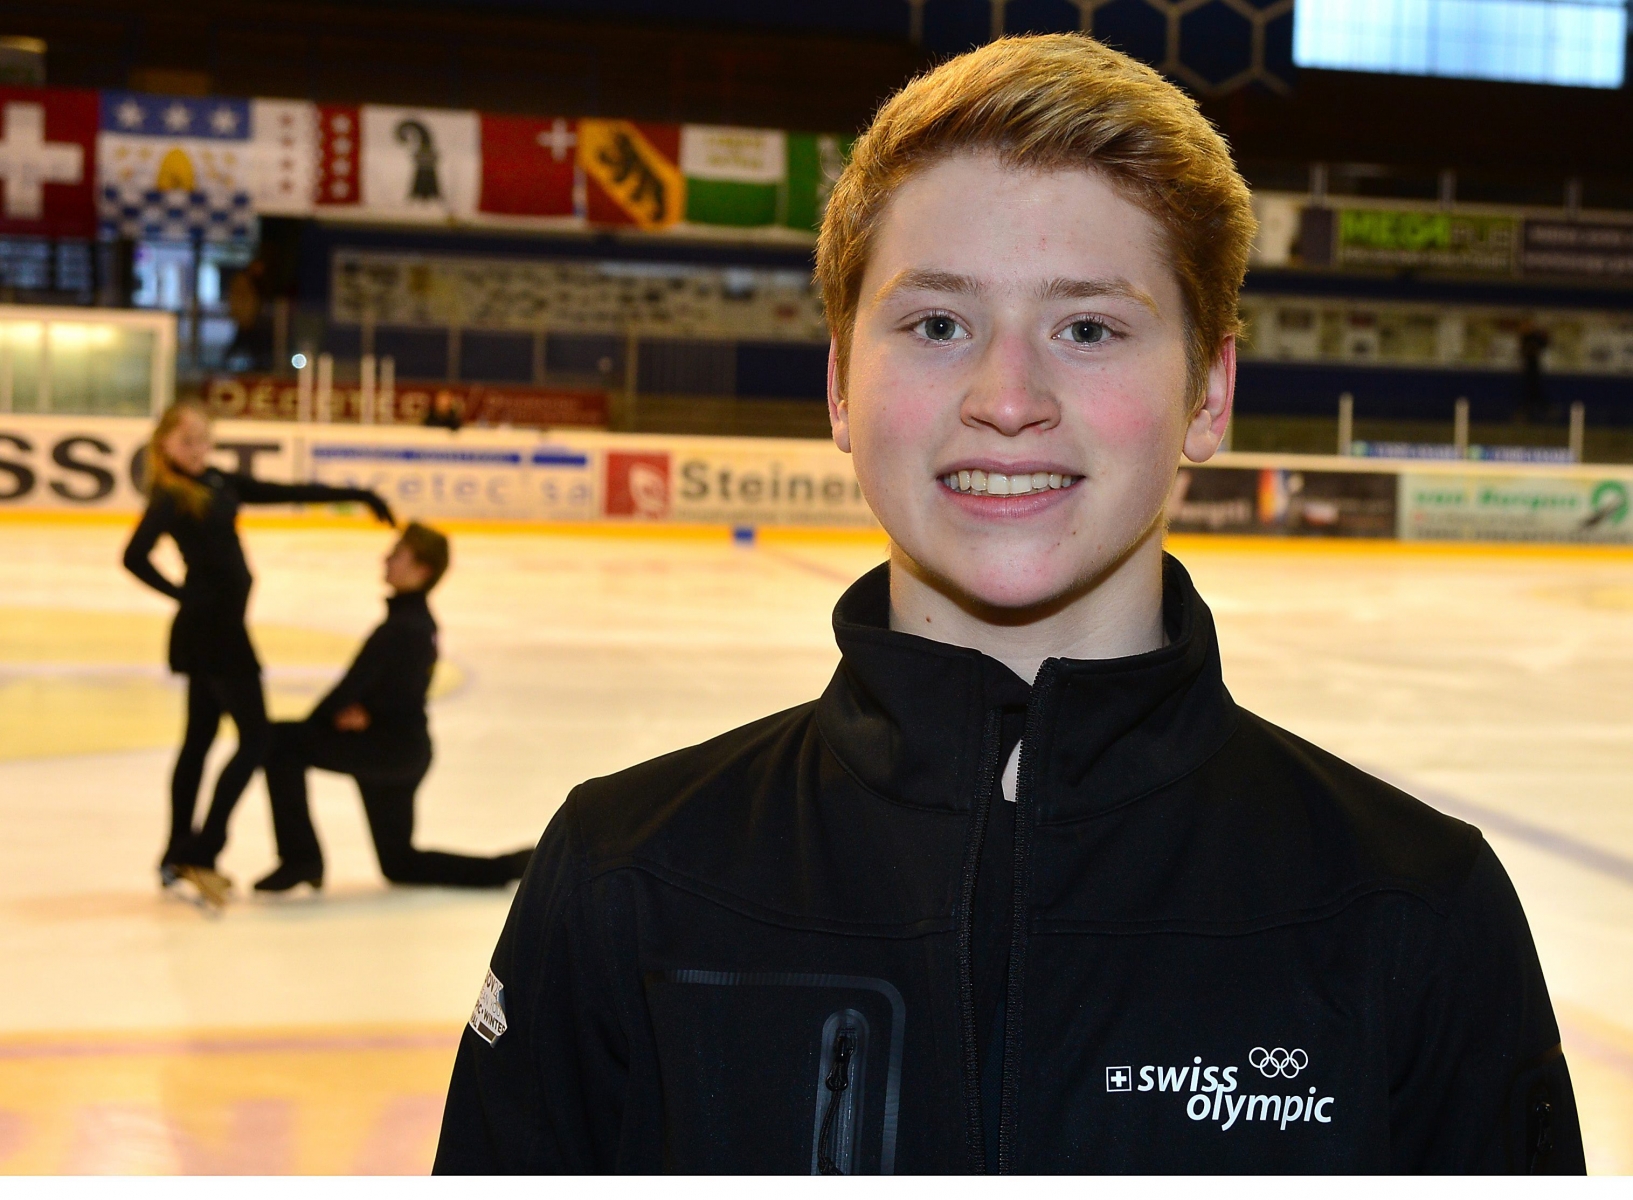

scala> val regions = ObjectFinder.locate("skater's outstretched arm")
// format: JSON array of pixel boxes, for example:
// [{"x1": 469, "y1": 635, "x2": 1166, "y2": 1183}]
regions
[
  {"x1": 122, "y1": 494, "x2": 184, "y2": 601},
  {"x1": 232, "y1": 474, "x2": 395, "y2": 525}
]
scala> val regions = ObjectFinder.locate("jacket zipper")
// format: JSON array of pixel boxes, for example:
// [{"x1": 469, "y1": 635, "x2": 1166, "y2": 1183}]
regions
[
  {"x1": 956, "y1": 709, "x2": 1005, "y2": 1173},
  {"x1": 814, "y1": 1009, "x2": 868, "y2": 1174},
  {"x1": 997, "y1": 660, "x2": 1058, "y2": 1175}
]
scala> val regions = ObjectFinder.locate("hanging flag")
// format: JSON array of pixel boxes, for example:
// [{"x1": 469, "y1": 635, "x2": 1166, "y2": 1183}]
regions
[
  {"x1": 98, "y1": 90, "x2": 254, "y2": 242},
  {"x1": 782, "y1": 132, "x2": 853, "y2": 232},
  {"x1": 250, "y1": 99, "x2": 316, "y2": 216},
  {"x1": 0, "y1": 86, "x2": 97, "y2": 237},
  {"x1": 358, "y1": 105, "x2": 480, "y2": 222},
  {"x1": 315, "y1": 103, "x2": 361, "y2": 207},
  {"x1": 680, "y1": 125, "x2": 784, "y2": 228},
  {"x1": 479, "y1": 114, "x2": 577, "y2": 218},
  {"x1": 579, "y1": 120, "x2": 682, "y2": 230}
]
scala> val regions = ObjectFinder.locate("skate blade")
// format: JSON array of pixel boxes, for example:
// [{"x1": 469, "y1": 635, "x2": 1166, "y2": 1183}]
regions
[{"x1": 172, "y1": 866, "x2": 231, "y2": 913}]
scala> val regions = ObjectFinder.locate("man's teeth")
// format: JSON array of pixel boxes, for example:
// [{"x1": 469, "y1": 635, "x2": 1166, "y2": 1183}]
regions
[{"x1": 941, "y1": 469, "x2": 1076, "y2": 495}]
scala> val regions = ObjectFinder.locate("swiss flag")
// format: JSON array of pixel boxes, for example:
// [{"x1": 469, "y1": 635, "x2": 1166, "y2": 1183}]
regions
[
  {"x1": 479, "y1": 114, "x2": 576, "y2": 217},
  {"x1": 316, "y1": 103, "x2": 361, "y2": 206},
  {"x1": 0, "y1": 87, "x2": 97, "y2": 238}
]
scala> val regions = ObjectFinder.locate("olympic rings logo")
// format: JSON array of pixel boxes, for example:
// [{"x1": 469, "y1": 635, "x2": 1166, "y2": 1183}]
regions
[{"x1": 1249, "y1": 1046, "x2": 1308, "y2": 1078}]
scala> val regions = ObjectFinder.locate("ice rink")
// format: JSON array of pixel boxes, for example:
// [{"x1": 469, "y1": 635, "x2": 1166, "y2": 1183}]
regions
[{"x1": 3, "y1": 514, "x2": 1633, "y2": 1173}]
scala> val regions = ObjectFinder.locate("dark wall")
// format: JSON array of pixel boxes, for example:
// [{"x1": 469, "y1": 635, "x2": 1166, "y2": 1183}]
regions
[
  {"x1": 1210, "y1": 70, "x2": 1633, "y2": 207},
  {"x1": 8, "y1": 0, "x2": 924, "y2": 131}
]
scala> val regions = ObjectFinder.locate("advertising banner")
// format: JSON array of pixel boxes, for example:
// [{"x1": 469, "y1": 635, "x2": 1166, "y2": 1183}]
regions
[
  {"x1": 0, "y1": 414, "x2": 296, "y2": 512},
  {"x1": 305, "y1": 438, "x2": 596, "y2": 523},
  {"x1": 1522, "y1": 219, "x2": 1633, "y2": 280},
  {"x1": 1166, "y1": 466, "x2": 1397, "y2": 537},
  {"x1": 1399, "y1": 472, "x2": 1633, "y2": 543},
  {"x1": 9, "y1": 413, "x2": 1633, "y2": 548},
  {"x1": 1335, "y1": 208, "x2": 1517, "y2": 273},
  {"x1": 203, "y1": 376, "x2": 608, "y2": 429},
  {"x1": 598, "y1": 436, "x2": 877, "y2": 528}
]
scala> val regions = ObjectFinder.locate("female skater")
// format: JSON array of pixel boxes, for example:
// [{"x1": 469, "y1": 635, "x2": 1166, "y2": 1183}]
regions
[{"x1": 123, "y1": 401, "x2": 395, "y2": 904}]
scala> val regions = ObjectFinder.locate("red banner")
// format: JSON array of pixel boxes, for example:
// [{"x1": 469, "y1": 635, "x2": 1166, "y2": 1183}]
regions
[
  {"x1": 203, "y1": 376, "x2": 608, "y2": 429},
  {"x1": 0, "y1": 86, "x2": 98, "y2": 238},
  {"x1": 479, "y1": 114, "x2": 576, "y2": 217}
]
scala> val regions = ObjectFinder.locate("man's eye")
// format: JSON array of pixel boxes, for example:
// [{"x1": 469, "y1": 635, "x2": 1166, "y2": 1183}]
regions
[
  {"x1": 916, "y1": 315, "x2": 965, "y2": 342},
  {"x1": 1063, "y1": 320, "x2": 1110, "y2": 345}
]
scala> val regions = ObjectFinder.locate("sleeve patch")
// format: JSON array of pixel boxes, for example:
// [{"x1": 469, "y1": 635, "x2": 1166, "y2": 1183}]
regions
[{"x1": 468, "y1": 968, "x2": 508, "y2": 1045}]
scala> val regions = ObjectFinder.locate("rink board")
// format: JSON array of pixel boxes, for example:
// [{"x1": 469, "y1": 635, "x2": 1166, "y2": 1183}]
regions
[{"x1": 3, "y1": 414, "x2": 1632, "y2": 543}]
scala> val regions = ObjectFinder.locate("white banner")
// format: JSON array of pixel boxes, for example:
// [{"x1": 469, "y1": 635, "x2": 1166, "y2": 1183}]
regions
[
  {"x1": 1399, "y1": 472, "x2": 1633, "y2": 543},
  {"x1": 594, "y1": 434, "x2": 874, "y2": 527},
  {"x1": 10, "y1": 416, "x2": 1633, "y2": 547}
]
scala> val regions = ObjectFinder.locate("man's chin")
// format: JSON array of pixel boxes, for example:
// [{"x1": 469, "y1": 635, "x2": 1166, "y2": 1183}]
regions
[{"x1": 929, "y1": 562, "x2": 1096, "y2": 621}]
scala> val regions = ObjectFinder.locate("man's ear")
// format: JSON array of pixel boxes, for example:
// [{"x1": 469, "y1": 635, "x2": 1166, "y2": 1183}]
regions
[
  {"x1": 827, "y1": 338, "x2": 851, "y2": 454},
  {"x1": 1182, "y1": 335, "x2": 1236, "y2": 464}
]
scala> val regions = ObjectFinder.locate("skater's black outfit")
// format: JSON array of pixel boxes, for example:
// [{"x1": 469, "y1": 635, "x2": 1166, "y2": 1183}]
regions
[
  {"x1": 123, "y1": 467, "x2": 391, "y2": 869},
  {"x1": 436, "y1": 557, "x2": 1582, "y2": 1175},
  {"x1": 262, "y1": 589, "x2": 528, "y2": 889}
]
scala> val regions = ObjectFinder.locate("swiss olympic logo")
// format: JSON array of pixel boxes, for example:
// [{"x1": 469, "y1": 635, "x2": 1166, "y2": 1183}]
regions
[{"x1": 1249, "y1": 1046, "x2": 1308, "y2": 1078}]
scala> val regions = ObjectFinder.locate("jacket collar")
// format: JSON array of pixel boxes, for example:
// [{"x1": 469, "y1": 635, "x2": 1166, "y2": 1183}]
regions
[
  {"x1": 387, "y1": 590, "x2": 431, "y2": 617},
  {"x1": 816, "y1": 554, "x2": 1237, "y2": 821}
]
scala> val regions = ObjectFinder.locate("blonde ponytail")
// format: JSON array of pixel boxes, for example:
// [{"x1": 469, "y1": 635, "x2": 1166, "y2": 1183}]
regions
[{"x1": 144, "y1": 402, "x2": 214, "y2": 518}]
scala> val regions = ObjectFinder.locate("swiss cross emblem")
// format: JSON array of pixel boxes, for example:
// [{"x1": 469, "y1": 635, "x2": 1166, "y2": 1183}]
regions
[
  {"x1": 0, "y1": 102, "x2": 85, "y2": 219},
  {"x1": 1106, "y1": 1065, "x2": 1132, "y2": 1093}
]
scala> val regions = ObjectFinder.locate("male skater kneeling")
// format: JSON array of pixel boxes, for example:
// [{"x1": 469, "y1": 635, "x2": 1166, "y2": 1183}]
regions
[{"x1": 255, "y1": 523, "x2": 531, "y2": 893}]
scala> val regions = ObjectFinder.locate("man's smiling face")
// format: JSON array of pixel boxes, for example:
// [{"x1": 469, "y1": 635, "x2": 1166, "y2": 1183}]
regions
[{"x1": 830, "y1": 152, "x2": 1231, "y2": 615}]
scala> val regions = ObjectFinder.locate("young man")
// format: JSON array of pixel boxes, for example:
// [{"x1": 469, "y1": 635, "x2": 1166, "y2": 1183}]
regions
[
  {"x1": 255, "y1": 523, "x2": 531, "y2": 893},
  {"x1": 435, "y1": 36, "x2": 1582, "y2": 1173}
]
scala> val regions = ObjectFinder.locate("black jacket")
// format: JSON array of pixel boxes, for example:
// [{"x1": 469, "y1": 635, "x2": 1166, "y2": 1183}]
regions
[
  {"x1": 435, "y1": 557, "x2": 1582, "y2": 1174},
  {"x1": 310, "y1": 589, "x2": 438, "y2": 740},
  {"x1": 123, "y1": 469, "x2": 380, "y2": 676}
]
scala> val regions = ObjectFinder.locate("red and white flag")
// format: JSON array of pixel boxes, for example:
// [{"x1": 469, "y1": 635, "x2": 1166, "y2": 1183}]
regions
[
  {"x1": 316, "y1": 103, "x2": 361, "y2": 207},
  {"x1": 479, "y1": 114, "x2": 577, "y2": 218},
  {"x1": 0, "y1": 86, "x2": 97, "y2": 237},
  {"x1": 250, "y1": 99, "x2": 315, "y2": 216}
]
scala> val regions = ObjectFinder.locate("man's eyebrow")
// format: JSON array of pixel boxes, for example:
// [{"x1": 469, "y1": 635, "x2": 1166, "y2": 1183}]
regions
[
  {"x1": 871, "y1": 269, "x2": 1160, "y2": 315},
  {"x1": 871, "y1": 268, "x2": 984, "y2": 305},
  {"x1": 1037, "y1": 276, "x2": 1160, "y2": 314}
]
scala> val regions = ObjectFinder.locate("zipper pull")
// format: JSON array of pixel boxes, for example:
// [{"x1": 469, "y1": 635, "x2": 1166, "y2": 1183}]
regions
[{"x1": 817, "y1": 1027, "x2": 858, "y2": 1174}]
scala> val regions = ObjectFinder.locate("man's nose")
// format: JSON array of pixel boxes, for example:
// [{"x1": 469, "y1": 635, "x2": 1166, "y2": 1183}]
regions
[{"x1": 960, "y1": 328, "x2": 1059, "y2": 437}]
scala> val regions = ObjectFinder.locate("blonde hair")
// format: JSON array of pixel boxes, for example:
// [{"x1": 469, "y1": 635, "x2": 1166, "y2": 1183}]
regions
[
  {"x1": 816, "y1": 33, "x2": 1255, "y2": 407},
  {"x1": 144, "y1": 401, "x2": 213, "y2": 518}
]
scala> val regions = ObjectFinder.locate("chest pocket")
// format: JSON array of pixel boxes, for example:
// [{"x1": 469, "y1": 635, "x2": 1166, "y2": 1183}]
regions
[{"x1": 644, "y1": 970, "x2": 904, "y2": 1174}]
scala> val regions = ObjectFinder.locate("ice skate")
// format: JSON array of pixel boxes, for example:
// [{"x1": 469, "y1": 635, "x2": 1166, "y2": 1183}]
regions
[
  {"x1": 173, "y1": 864, "x2": 232, "y2": 912},
  {"x1": 253, "y1": 862, "x2": 324, "y2": 895}
]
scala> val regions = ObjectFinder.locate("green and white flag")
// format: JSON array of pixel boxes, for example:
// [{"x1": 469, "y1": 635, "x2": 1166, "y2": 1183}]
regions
[
  {"x1": 782, "y1": 132, "x2": 853, "y2": 232},
  {"x1": 681, "y1": 125, "x2": 786, "y2": 228}
]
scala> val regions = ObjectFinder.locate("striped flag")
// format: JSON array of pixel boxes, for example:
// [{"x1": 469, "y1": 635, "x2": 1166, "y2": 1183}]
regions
[{"x1": 680, "y1": 125, "x2": 784, "y2": 229}]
